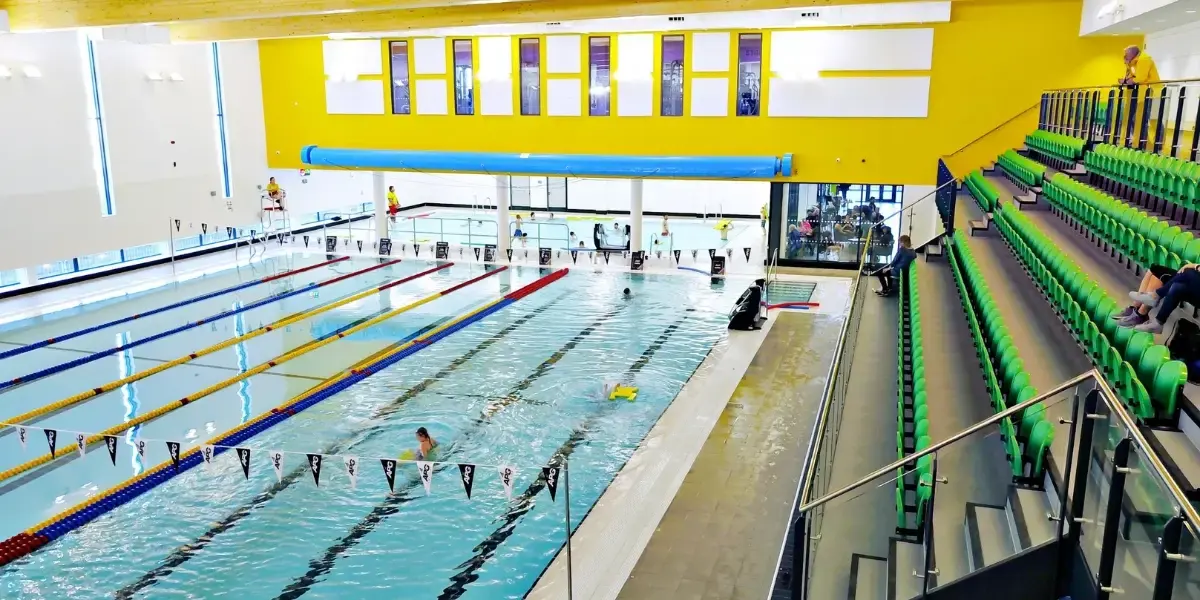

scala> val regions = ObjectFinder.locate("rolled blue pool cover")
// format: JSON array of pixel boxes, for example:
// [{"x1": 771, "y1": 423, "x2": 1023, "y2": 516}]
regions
[{"x1": 301, "y1": 147, "x2": 790, "y2": 179}]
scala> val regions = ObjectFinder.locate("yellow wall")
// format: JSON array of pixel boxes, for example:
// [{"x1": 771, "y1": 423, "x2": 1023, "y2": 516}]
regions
[{"x1": 259, "y1": 0, "x2": 1141, "y2": 184}]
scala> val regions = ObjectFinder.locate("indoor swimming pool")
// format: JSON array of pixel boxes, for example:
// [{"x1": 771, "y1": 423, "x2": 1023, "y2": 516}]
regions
[{"x1": 0, "y1": 252, "x2": 745, "y2": 598}]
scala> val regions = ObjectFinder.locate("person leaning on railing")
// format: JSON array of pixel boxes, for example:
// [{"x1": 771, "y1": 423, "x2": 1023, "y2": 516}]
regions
[{"x1": 1120, "y1": 45, "x2": 1159, "y2": 86}]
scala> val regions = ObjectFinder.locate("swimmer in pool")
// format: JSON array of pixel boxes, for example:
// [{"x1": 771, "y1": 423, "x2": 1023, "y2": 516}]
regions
[
  {"x1": 415, "y1": 427, "x2": 438, "y2": 460},
  {"x1": 623, "y1": 287, "x2": 632, "y2": 299}
]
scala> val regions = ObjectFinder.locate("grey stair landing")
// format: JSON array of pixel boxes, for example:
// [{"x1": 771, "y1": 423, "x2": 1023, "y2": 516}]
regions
[
  {"x1": 964, "y1": 503, "x2": 1016, "y2": 571},
  {"x1": 849, "y1": 554, "x2": 887, "y2": 600},
  {"x1": 1143, "y1": 428, "x2": 1200, "y2": 500},
  {"x1": 887, "y1": 538, "x2": 925, "y2": 600},
  {"x1": 1006, "y1": 485, "x2": 1058, "y2": 550}
]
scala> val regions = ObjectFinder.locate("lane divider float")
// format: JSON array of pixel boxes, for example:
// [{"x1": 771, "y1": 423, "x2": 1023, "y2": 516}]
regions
[
  {"x1": 0, "y1": 259, "x2": 404, "y2": 394},
  {"x1": 0, "y1": 268, "x2": 568, "y2": 566},
  {"x1": 768, "y1": 302, "x2": 819, "y2": 310},
  {"x1": 0, "y1": 264, "x2": 497, "y2": 488},
  {"x1": 0, "y1": 263, "x2": 454, "y2": 442},
  {"x1": 0, "y1": 257, "x2": 348, "y2": 362}
]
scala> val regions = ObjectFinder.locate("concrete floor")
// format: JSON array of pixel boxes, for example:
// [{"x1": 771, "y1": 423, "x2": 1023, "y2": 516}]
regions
[{"x1": 617, "y1": 309, "x2": 843, "y2": 600}]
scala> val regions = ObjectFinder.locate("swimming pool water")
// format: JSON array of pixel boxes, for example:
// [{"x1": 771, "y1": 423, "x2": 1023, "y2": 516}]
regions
[{"x1": 0, "y1": 254, "x2": 744, "y2": 598}]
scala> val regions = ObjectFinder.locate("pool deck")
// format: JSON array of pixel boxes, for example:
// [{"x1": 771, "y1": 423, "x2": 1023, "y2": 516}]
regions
[{"x1": 529, "y1": 278, "x2": 850, "y2": 600}]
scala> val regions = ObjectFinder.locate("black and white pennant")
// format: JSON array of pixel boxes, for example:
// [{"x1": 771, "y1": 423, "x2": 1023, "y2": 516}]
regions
[
  {"x1": 458, "y1": 464, "x2": 476, "y2": 499},
  {"x1": 344, "y1": 456, "x2": 358, "y2": 489},
  {"x1": 17, "y1": 426, "x2": 26, "y2": 451},
  {"x1": 506, "y1": 248, "x2": 513, "y2": 262},
  {"x1": 270, "y1": 450, "x2": 285, "y2": 482},
  {"x1": 202, "y1": 445, "x2": 215, "y2": 469},
  {"x1": 237, "y1": 447, "x2": 251, "y2": 479},
  {"x1": 381, "y1": 458, "x2": 398, "y2": 493},
  {"x1": 497, "y1": 465, "x2": 516, "y2": 499},
  {"x1": 45, "y1": 429, "x2": 57, "y2": 455},
  {"x1": 307, "y1": 453, "x2": 323, "y2": 486},
  {"x1": 75, "y1": 433, "x2": 86, "y2": 458},
  {"x1": 603, "y1": 251, "x2": 610, "y2": 264},
  {"x1": 166, "y1": 441, "x2": 181, "y2": 471},
  {"x1": 136, "y1": 439, "x2": 146, "y2": 459},
  {"x1": 416, "y1": 461, "x2": 433, "y2": 495},
  {"x1": 744, "y1": 247, "x2": 752, "y2": 261},
  {"x1": 473, "y1": 247, "x2": 481, "y2": 260},
  {"x1": 104, "y1": 435, "x2": 118, "y2": 465},
  {"x1": 542, "y1": 466, "x2": 561, "y2": 502}
]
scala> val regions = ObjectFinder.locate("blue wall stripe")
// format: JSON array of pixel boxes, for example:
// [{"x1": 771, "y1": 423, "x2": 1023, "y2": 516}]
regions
[
  {"x1": 86, "y1": 39, "x2": 115, "y2": 216},
  {"x1": 212, "y1": 43, "x2": 232, "y2": 198}
]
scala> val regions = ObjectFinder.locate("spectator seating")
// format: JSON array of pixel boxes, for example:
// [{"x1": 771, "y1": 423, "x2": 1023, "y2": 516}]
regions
[
  {"x1": 992, "y1": 199, "x2": 1187, "y2": 422},
  {"x1": 1026, "y1": 130, "x2": 1086, "y2": 163},
  {"x1": 946, "y1": 231, "x2": 1049, "y2": 480},
  {"x1": 997, "y1": 150, "x2": 1047, "y2": 191},
  {"x1": 896, "y1": 264, "x2": 931, "y2": 536},
  {"x1": 1085, "y1": 144, "x2": 1200, "y2": 215},
  {"x1": 965, "y1": 170, "x2": 1000, "y2": 213}
]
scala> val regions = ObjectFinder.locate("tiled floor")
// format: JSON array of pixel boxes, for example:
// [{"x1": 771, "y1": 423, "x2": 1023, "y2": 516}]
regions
[{"x1": 617, "y1": 310, "x2": 844, "y2": 600}]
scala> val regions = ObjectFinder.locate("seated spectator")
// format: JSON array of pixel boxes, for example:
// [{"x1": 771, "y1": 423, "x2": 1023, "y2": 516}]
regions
[
  {"x1": 872, "y1": 235, "x2": 915, "y2": 296},
  {"x1": 1128, "y1": 264, "x2": 1200, "y2": 334},
  {"x1": 1115, "y1": 263, "x2": 1182, "y2": 327}
]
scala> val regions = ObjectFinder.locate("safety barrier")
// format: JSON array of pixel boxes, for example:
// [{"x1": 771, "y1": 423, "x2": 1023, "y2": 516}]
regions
[
  {"x1": 0, "y1": 267, "x2": 568, "y2": 566},
  {"x1": 0, "y1": 265, "x2": 502, "y2": 487},
  {"x1": 0, "y1": 256, "x2": 347, "y2": 361},
  {"x1": 0, "y1": 258, "x2": 403, "y2": 393},
  {"x1": 0, "y1": 263, "x2": 453, "y2": 441}
]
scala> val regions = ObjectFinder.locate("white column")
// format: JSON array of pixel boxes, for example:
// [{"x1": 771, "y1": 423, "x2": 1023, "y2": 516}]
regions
[
  {"x1": 372, "y1": 172, "x2": 388, "y2": 242},
  {"x1": 630, "y1": 179, "x2": 644, "y2": 253},
  {"x1": 496, "y1": 175, "x2": 510, "y2": 255}
]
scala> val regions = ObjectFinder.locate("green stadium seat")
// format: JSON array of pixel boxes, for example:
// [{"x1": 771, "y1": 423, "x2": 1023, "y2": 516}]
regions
[
  {"x1": 997, "y1": 149, "x2": 1048, "y2": 189},
  {"x1": 1025, "y1": 130, "x2": 1085, "y2": 163}
]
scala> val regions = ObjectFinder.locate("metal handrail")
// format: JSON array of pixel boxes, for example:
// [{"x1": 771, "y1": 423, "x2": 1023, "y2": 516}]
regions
[
  {"x1": 1046, "y1": 77, "x2": 1200, "y2": 92},
  {"x1": 942, "y1": 101, "x2": 1041, "y2": 160}
]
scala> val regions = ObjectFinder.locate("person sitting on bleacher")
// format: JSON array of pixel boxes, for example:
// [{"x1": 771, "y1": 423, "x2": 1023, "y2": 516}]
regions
[
  {"x1": 1115, "y1": 263, "x2": 1185, "y2": 327},
  {"x1": 872, "y1": 235, "x2": 915, "y2": 297},
  {"x1": 1128, "y1": 264, "x2": 1200, "y2": 334}
]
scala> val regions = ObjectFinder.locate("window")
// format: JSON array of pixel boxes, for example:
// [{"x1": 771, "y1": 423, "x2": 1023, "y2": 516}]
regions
[
  {"x1": 37, "y1": 260, "x2": 76, "y2": 280},
  {"x1": 122, "y1": 243, "x2": 164, "y2": 261},
  {"x1": 389, "y1": 41, "x2": 411, "y2": 115},
  {"x1": 736, "y1": 34, "x2": 762, "y2": 117},
  {"x1": 588, "y1": 37, "x2": 611, "y2": 116},
  {"x1": 0, "y1": 270, "x2": 20, "y2": 289},
  {"x1": 660, "y1": 35, "x2": 685, "y2": 117},
  {"x1": 81, "y1": 34, "x2": 114, "y2": 216},
  {"x1": 77, "y1": 250, "x2": 122, "y2": 271},
  {"x1": 453, "y1": 39, "x2": 474, "y2": 115},
  {"x1": 519, "y1": 38, "x2": 541, "y2": 116},
  {"x1": 211, "y1": 43, "x2": 231, "y2": 198}
]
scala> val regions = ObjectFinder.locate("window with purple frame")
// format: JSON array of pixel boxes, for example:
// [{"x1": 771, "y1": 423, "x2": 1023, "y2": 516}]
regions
[
  {"x1": 520, "y1": 38, "x2": 540, "y2": 116},
  {"x1": 588, "y1": 37, "x2": 611, "y2": 116},
  {"x1": 389, "y1": 41, "x2": 411, "y2": 115},
  {"x1": 453, "y1": 39, "x2": 474, "y2": 115},
  {"x1": 736, "y1": 34, "x2": 762, "y2": 117},
  {"x1": 660, "y1": 35, "x2": 684, "y2": 116}
]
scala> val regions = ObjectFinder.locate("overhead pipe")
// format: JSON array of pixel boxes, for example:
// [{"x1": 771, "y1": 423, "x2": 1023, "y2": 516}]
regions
[{"x1": 301, "y1": 146, "x2": 793, "y2": 179}]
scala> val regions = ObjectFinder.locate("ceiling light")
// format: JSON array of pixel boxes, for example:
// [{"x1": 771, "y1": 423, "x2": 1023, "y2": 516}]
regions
[
  {"x1": 168, "y1": 72, "x2": 184, "y2": 81},
  {"x1": 1188, "y1": 9, "x2": 1197, "y2": 12},
  {"x1": 1133, "y1": 26, "x2": 1142, "y2": 30},
  {"x1": 22, "y1": 66, "x2": 42, "y2": 78},
  {"x1": 146, "y1": 71, "x2": 163, "y2": 81},
  {"x1": 0, "y1": 66, "x2": 10, "y2": 78}
]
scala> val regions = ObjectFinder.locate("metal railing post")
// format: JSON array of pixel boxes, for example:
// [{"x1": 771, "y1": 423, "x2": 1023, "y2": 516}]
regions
[
  {"x1": 168, "y1": 218, "x2": 177, "y2": 277},
  {"x1": 564, "y1": 461, "x2": 574, "y2": 600},
  {"x1": 1096, "y1": 437, "x2": 1132, "y2": 600},
  {"x1": 1057, "y1": 387, "x2": 1097, "y2": 597},
  {"x1": 1171, "y1": 86, "x2": 1187, "y2": 158},
  {"x1": 1153, "y1": 86, "x2": 1169, "y2": 155},
  {"x1": 1104, "y1": 88, "x2": 1117, "y2": 144},
  {"x1": 1113, "y1": 87, "x2": 1127, "y2": 146},
  {"x1": 1125, "y1": 84, "x2": 1140, "y2": 147},
  {"x1": 1138, "y1": 85, "x2": 1155, "y2": 150},
  {"x1": 1151, "y1": 515, "x2": 1187, "y2": 600}
]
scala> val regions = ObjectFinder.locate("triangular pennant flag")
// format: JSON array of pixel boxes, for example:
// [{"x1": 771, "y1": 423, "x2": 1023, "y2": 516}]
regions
[
  {"x1": 76, "y1": 433, "x2": 86, "y2": 457},
  {"x1": 542, "y1": 466, "x2": 561, "y2": 502},
  {"x1": 237, "y1": 447, "x2": 251, "y2": 479},
  {"x1": 307, "y1": 453, "x2": 323, "y2": 486},
  {"x1": 473, "y1": 247, "x2": 481, "y2": 260},
  {"x1": 571, "y1": 251, "x2": 578, "y2": 264},
  {"x1": 344, "y1": 456, "x2": 359, "y2": 489},
  {"x1": 270, "y1": 450, "x2": 284, "y2": 482},
  {"x1": 356, "y1": 240, "x2": 363, "y2": 252},
  {"x1": 497, "y1": 465, "x2": 516, "y2": 499},
  {"x1": 458, "y1": 464, "x2": 475, "y2": 499},
  {"x1": 523, "y1": 250, "x2": 529, "y2": 259},
  {"x1": 201, "y1": 223, "x2": 208, "y2": 235},
  {"x1": 202, "y1": 445, "x2": 215, "y2": 468},
  {"x1": 506, "y1": 248, "x2": 513, "y2": 262},
  {"x1": 673, "y1": 249, "x2": 681, "y2": 262},
  {"x1": 303, "y1": 235, "x2": 310, "y2": 248},
  {"x1": 603, "y1": 251, "x2": 610, "y2": 264},
  {"x1": 708, "y1": 248, "x2": 716, "y2": 259},
  {"x1": 17, "y1": 426, "x2": 26, "y2": 451},
  {"x1": 416, "y1": 461, "x2": 433, "y2": 495},
  {"x1": 166, "y1": 441, "x2": 181, "y2": 470},
  {"x1": 691, "y1": 250, "x2": 698, "y2": 260},
  {"x1": 227, "y1": 227, "x2": 234, "y2": 238},
  {"x1": 743, "y1": 247, "x2": 752, "y2": 261},
  {"x1": 381, "y1": 458, "x2": 398, "y2": 493},
  {"x1": 414, "y1": 245, "x2": 420, "y2": 257},
  {"x1": 136, "y1": 438, "x2": 146, "y2": 459},
  {"x1": 174, "y1": 219, "x2": 181, "y2": 232},
  {"x1": 104, "y1": 435, "x2": 118, "y2": 465},
  {"x1": 726, "y1": 248, "x2": 733, "y2": 257},
  {"x1": 45, "y1": 429, "x2": 57, "y2": 455},
  {"x1": 656, "y1": 251, "x2": 662, "y2": 259}
]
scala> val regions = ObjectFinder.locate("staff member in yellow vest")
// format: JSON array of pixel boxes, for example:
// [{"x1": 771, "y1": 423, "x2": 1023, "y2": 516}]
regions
[
  {"x1": 1120, "y1": 45, "x2": 1159, "y2": 86},
  {"x1": 265, "y1": 177, "x2": 283, "y2": 209},
  {"x1": 387, "y1": 185, "x2": 400, "y2": 222},
  {"x1": 1119, "y1": 46, "x2": 1160, "y2": 146}
]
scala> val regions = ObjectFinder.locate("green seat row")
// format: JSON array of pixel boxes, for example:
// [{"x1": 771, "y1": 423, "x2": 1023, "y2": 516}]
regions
[
  {"x1": 964, "y1": 170, "x2": 1000, "y2": 213},
  {"x1": 1042, "y1": 172, "x2": 1195, "y2": 271},
  {"x1": 896, "y1": 264, "x2": 932, "y2": 531},
  {"x1": 946, "y1": 231, "x2": 1049, "y2": 479},
  {"x1": 997, "y1": 149, "x2": 1047, "y2": 190},
  {"x1": 1085, "y1": 144, "x2": 1200, "y2": 211},
  {"x1": 1026, "y1": 130, "x2": 1085, "y2": 163},
  {"x1": 993, "y1": 201, "x2": 1187, "y2": 421}
]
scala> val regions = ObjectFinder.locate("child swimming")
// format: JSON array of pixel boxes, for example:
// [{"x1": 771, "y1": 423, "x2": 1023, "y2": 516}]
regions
[{"x1": 414, "y1": 427, "x2": 438, "y2": 460}]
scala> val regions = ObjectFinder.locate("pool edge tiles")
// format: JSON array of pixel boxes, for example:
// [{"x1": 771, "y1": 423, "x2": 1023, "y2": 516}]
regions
[
  {"x1": 528, "y1": 284, "x2": 850, "y2": 600},
  {"x1": 0, "y1": 267, "x2": 568, "y2": 568}
]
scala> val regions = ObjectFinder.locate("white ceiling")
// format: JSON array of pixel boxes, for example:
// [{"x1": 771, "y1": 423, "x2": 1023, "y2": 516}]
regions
[{"x1": 1085, "y1": 0, "x2": 1200, "y2": 36}]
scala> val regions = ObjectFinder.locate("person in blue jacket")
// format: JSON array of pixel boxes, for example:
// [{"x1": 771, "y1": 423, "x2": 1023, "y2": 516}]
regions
[{"x1": 873, "y1": 235, "x2": 915, "y2": 296}]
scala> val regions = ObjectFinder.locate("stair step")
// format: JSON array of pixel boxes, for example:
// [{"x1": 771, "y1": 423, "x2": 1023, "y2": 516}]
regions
[
  {"x1": 1143, "y1": 428, "x2": 1200, "y2": 500},
  {"x1": 849, "y1": 553, "x2": 888, "y2": 600},
  {"x1": 964, "y1": 502, "x2": 1016, "y2": 572},
  {"x1": 1006, "y1": 485, "x2": 1057, "y2": 550},
  {"x1": 887, "y1": 538, "x2": 925, "y2": 600}
]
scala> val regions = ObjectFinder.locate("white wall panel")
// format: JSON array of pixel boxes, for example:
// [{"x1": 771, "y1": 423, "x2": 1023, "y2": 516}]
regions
[
  {"x1": 217, "y1": 40, "x2": 269, "y2": 227},
  {"x1": 547, "y1": 78, "x2": 582, "y2": 116},
  {"x1": 480, "y1": 79, "x2": 513, "y2": 115},
  {"x1": 268, "y1": 168, "x2": 372, "y2": 215},
  {"x1": 325, "y1": 79, "x2": 385, "y2": 114},
  {"x1": 691, "y1": 32, "x2": 731, "y2": 73},
  {"x1": 386, "y1": 172, "x2": 499, "y2": 206},
  {"x1": 770, "y1": 29, "x2": 934, "y2": 73},
  {"x1": 415, "y1": 79, "x2": 448, "y2": 114},
  {"x1": 643, "y1": 180, "x2": 769, "y2": 215},
  {"x1": 546, "y1": 35, "x2": 582, "y2": 73},
  {"x1": 477, "y1": 36, "x2": 513, "y2": 116},
  {"x1": 413, "y1": 38, "x2": 447, "y2": 75},
  {"x1": 1147, "y1": 21, "x2": 1200, "y2": 129},
  {"x1": 322, "y1": 40, "x2": 382, "y2": 76},
  {"x1": 616, "y1": 35, "x2": 653, "y2": 119},
  {"x1": 690, "y1": 78, "x2": 729, "y2": 116},
  {"x1": 768, "y1": 76, "x2": 930, "y2": 117},
  {"x1": 617, "y1": 80, "x2": 652, "y2": 116}
]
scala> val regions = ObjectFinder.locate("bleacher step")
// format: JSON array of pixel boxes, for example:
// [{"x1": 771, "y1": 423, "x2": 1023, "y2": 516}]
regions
[
  {"x1": 887, "y1": 538, "x2": 925, "y2": 600},
  {"x1": 1005, "y1": 485, "x2": 1057, "y2": 550},
  {"x1": 1143, "y1": 428, "x2": 1200, "y2": 500},
  {"x1": 848, "y1": 554, "x2": 888, "y2": 600},
  {"x1": 964, "y1": 502, "x2": 1015, "y2": 572}
]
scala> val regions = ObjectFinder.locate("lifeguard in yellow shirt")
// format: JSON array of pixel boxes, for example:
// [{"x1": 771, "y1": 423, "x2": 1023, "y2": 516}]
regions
[
  {"x1": 1121, "y1": 45, "x2": 1159, "y2": 86},
  {"x1": 387, "y1": 185, "x2": 400, "y2": 222}
]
